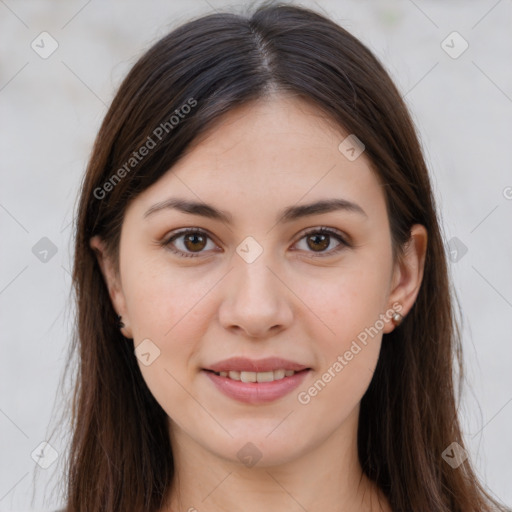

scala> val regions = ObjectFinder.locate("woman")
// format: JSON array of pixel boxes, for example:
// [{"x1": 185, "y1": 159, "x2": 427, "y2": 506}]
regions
[{"x1": 61, "y1": 2, "x2": 510, "y2": 511}]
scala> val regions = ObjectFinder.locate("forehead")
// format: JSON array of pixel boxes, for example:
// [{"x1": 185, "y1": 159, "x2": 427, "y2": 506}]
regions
[
  {"x1": 182, "y1": 94, "x2": 357, "y2": 169},
  {"x1": 128, "y1": 94, "x2": 387, "y2": 225}
]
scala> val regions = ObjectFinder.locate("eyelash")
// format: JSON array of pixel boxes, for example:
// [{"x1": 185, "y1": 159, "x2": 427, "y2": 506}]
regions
[{"x1": 161, "y1": 226, "x2": 350, "y2": 259}]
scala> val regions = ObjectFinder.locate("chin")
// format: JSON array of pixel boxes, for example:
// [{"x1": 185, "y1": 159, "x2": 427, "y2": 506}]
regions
[{"x1": 203, "y1": 426, "x2": 312, "y2": 468}]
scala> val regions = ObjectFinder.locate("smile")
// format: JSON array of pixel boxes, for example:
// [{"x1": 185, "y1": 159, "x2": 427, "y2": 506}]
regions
[
  {"x1": 211, "y1": 369, "x2": 297, "y2": 382},
  {"x1": 203, "y1": 368, "x2": 310, "y2": 404}
]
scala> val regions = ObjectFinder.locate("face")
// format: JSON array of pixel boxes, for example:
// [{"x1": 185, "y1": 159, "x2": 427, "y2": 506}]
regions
[{"x1": 92, "y1": 94, "x2": 426, "y2": 468}]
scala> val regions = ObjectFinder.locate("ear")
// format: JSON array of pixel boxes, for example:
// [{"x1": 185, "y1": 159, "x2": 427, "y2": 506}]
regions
[
  {"x1": 382, "y1": 224, "x2": 428, "y2": 334},
  {"x1": 89, "y1": 235, "x2": 132, "y2": 338}
]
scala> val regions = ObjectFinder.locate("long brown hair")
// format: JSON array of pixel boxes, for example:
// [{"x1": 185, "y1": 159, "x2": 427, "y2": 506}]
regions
[{"x1": 61, "y1": 2, "x2": 510, "y2": 511}]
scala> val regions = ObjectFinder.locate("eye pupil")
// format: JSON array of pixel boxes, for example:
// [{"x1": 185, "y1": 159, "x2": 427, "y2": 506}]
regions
[{"x1": 307, "y1": 233, "x2": 329, "y2": 251}]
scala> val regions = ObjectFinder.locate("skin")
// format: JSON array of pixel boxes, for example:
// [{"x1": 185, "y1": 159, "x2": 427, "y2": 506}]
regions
[{"x1": 91, "y1": 93, "x2": 427, "y2": 512}]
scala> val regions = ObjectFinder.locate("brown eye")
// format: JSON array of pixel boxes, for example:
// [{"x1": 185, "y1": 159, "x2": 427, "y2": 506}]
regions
[
  {"x1": 162, "y1": 226, "x2": 350, "y2": 259},
  {"x1": 294, "y1": 227, "x2": 349, "y2": 257},
  {"x1": 163, "y1": 229, "x2": 216, "y2": 258},
  {"x1": 306, "y1": 233, "x2": 330, "y2": 252},
  {"x1": 183, "y1": 232, "x2": 207, "y2": 252}
]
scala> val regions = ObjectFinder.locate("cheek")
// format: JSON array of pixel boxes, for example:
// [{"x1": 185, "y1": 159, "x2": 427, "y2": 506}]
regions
[
  {"x1": 289, "y1": 256, "x2": 390, "y2": 400},
  {"x1": 296, "y1": 257, "x2": 391, "y2": 343},
  {"x1": 125, "y1": 269, "x2": 210, "y2": 422},
  {"x1": 122, "y1": 259, "x2": 219, "y2": 389},
  {"x1": 293, "y1": 277, "x2": 385, "y2": 421},
  {"x1": 122, "y1": 251, "x2": 213, "y2": 340}
]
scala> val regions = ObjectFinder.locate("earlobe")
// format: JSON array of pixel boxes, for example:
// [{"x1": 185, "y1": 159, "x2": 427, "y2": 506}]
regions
[{"x1": 383, "y1": 224, "x2": 428, "y2": 333}]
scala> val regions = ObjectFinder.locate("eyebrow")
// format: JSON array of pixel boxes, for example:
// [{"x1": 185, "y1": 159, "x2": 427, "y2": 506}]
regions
[{"x1": 143, "y1": 197, "x2": 367, "y2": 223}]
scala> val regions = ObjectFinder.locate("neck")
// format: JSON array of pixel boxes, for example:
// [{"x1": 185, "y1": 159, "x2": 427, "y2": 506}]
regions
[{"x1": 162, "y1": 407, "x2": 391, "y2": 512}]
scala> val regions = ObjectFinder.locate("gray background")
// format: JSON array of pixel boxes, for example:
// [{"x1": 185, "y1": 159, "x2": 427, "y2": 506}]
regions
[{"x1": 1, "y1": 0, "x2": 511, "y2": 510}]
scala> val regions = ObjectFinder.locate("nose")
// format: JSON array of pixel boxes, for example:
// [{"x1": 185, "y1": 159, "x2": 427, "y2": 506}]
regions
[{"x1": 217, "y1": 251, "x2": 294, "y2": 339}]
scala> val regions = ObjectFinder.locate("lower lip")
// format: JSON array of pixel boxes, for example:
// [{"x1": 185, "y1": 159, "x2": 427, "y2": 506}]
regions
[{"x1": 203, "y1": 369, "x2": 310, "y2": 404}]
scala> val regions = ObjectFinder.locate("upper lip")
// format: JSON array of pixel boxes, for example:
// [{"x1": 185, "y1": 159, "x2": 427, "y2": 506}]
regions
[{"x1": 205, "y1": 357, "x2": 310, "y2": 373}]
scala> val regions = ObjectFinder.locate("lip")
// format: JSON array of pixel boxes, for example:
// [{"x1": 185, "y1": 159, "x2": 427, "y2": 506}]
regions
[
  {"x1": 203, "y1": 368, "x2": 311, "y2": 404},
  {"x1": 205, "y1": 357, "x2": 310, "y2": 373}
]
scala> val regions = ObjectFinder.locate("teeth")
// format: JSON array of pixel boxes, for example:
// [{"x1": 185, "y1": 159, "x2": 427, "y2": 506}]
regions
[
  {"x1": 273, "y1": 369, "x2": 286, "y2": 380},
  {"x1": 215, "y1": 369, "x2": 299, "y2": 381},
  {"x1": 256, "y1": 371, "x2": 274, "y2": 382},
  {"x1": 240, "y1": 371, "x2": 257, "y2": 382}
]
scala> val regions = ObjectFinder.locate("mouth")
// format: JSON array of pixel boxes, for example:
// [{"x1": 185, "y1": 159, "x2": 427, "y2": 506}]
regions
[
  {"x1": 204, "y1": 368, "x2": 308, "y2": 382},
  {"x1": 202, "y1": 367, "x2": 311, "y2": 404}
]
